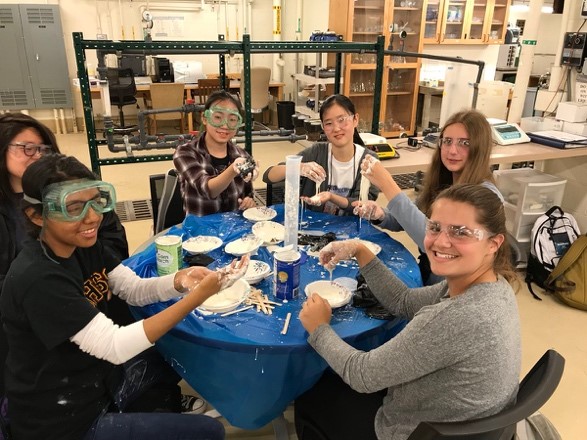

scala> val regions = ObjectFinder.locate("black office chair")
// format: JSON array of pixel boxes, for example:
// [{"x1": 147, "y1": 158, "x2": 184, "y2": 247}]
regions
[
  {"x1": 266, "y1": 181, "x2": 285, "y2": 206},
  {"x1": 295, "y1": 350, "x2": 564, "y2": 440},
  {"x1": 106, "y1": 67, "x2": 138, "y2": 128},
  {"x1": 406, "y1": 349, "x2": 565, "y2": 440},
  {"x1": 149, "y1": 169, "x2": 186, "y2": 234}
]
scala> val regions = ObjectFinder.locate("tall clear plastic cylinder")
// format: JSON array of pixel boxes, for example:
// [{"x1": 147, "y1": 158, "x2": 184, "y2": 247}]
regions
[{"x1": 284, "y1": 155, "x2": 302, "y2": 248}]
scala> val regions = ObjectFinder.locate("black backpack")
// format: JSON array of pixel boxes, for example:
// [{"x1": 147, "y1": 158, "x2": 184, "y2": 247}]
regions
[{"x1": 525, "y1": 206, "x2": 580, "y2": 300}]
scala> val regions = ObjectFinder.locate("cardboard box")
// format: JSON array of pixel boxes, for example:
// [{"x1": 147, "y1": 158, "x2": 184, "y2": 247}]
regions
[{"x1": 555, "y1": 101, "x2": 587, "y2": 122}]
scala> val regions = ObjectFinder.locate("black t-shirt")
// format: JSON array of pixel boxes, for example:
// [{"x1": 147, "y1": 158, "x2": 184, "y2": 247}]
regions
[{"x1": 0, "y1": 240, "x2": 120, "y2": 440}]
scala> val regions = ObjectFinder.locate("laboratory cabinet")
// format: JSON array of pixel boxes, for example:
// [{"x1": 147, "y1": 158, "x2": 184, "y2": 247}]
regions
[
  {"x1": 328, "y1": 0, "x2": 424, "y2": 137},
  {"x1": 0, "y1": 4, "x2": 72, "y2": 110},
  {"x1": 423, "y1": 0, "x2": 510, "y2": 44}
]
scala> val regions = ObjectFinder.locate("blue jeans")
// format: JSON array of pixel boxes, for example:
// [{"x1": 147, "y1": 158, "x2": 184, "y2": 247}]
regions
[
  {"x1": 83, "y1": 348, "x2": 224, "y2": 439},
  {"x1": 83, "y1": 412, "x2": 224, "y2": 440}
]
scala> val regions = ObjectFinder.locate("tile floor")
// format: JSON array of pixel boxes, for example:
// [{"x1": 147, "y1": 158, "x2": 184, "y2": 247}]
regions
[{"x1": 56, "y1": 133, "x2": 586, "y2": 439}]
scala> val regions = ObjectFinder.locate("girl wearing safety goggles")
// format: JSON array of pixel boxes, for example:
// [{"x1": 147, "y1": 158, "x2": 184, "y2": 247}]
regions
[
  {"x1": 263, "y1": 94, "x2": 379, "y2": 216},
  {"x1": 353, "y1": 109, "x2": 503, "y2": 285},
  {"x1": 1, "y1": 154, "x2": 248, "y2": 440},
  {"x1": 296, "y1": 184, "x2": 520, "y2": 440},
  {"x1": 0, "y1": 113, "x2": 131, "y2": 421},
  {"x1": 174, "y1": 90, "x2": 259, "y2": 216}
]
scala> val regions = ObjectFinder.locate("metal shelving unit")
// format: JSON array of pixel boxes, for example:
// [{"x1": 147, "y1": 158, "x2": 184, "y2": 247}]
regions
[
  {"x1": 73, "y1": 32, "x2": 385, "y2": 177},
  {"x1": 294, "y1": 53, "x2": 343, "y2": 119}
]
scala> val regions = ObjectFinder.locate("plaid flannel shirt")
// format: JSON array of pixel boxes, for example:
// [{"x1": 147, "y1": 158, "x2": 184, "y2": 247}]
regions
[{"x1": 173, "y1": 133, "x2": 254, "y2": 216}]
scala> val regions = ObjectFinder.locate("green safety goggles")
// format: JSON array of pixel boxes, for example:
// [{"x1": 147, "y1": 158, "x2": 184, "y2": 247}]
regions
[
  {"x1": 24, "y1": 180, "x2": 117, "y2": 222},
  {"x1": 204, "y1": 106, "x2": 243, "y2": 130}
]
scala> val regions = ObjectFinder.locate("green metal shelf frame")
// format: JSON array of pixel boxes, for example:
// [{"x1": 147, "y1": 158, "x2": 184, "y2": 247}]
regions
[{"x1": 73, "y1": 32, "x2": 385, "y2": 177}]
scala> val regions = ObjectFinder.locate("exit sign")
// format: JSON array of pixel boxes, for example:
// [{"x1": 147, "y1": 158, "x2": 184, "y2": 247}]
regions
[{"x1": 522, "y1": 39, "x2": 537, "y2": 45}]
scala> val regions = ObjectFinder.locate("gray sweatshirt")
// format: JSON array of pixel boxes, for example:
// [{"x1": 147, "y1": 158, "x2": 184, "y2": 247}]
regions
[{"x1": 308, "y1": 258, "x2": 521, "y2": 440}]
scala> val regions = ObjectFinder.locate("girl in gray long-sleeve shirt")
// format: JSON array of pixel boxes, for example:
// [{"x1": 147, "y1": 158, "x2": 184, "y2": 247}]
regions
[{"x1": 296, "y1": 184, "x2": 521, "y2": 440}]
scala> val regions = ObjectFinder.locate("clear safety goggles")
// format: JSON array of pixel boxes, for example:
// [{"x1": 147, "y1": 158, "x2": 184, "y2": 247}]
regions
[
  {"x1": 204, "y1": 106, "x2": 243, "y2": 130},
  {"x1": 25, "y1": 180, "x2": 117, "y2": 222},
  {"x1": 425, "y1": 219, "x2": 490, "y2": 244}
]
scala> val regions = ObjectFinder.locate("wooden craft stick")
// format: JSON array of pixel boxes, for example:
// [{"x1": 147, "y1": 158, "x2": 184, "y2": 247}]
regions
[
  {"x1": 220, "y1": 305, "x2": 253, "y2": 317},
  {"x1": 281, "y1": 312, "x2": 292, "y2": 335}
]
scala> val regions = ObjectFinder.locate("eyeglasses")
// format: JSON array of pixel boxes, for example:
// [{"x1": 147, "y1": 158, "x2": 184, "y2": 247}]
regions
[
  {"x1": 321, "y1": 114, "x2": 355, "y2": 131},
  {"x1": 425, "y1": 219, "x2": 490, "y2": 243},
  {"x1": 9, "y1": 143, "x2": 54, "y2": 157},
  {"x1": 204, "y1": 107, "x2": 243, "y2": 130},
  {"x1": 439, "y1": 137, "x2": 470, "y2": 150}
]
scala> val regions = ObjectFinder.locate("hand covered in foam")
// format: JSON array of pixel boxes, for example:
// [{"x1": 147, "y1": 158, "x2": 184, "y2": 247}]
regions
[
  {"x1": 215, "y1": 254, "x2": 250, "y2": 290},
  {"x1": 300, "y1": 192, "x2": 330, "y2": 207},
  {"x1": 175, "y1": 266, "x2": 215, "y2": 292},
  {"x1": 351, "y1": 200, "x2": 384, "y2": 221},
  {"x1": 360, "y1": 155, "x2": 394, "y2": 191},
  {"x1": 300, "y1": 162, "x2": 326, "y2": 183},
  {"x1": 319, "y1": 239, "x2": 361, "y2": 270}
]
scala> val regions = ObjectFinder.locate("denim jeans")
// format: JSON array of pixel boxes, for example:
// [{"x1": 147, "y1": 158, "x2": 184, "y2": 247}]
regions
[
  {"x1": 83, "y1": 412, "x2": 224, "y2": 440},
  {"x1": 84, "y1": 348, "x2": 224, "y2": 439}
]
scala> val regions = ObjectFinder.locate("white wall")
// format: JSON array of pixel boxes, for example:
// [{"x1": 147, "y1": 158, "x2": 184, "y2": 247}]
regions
[{"x1": 0, "y1": 0, "x2": 329, "y2": 128}]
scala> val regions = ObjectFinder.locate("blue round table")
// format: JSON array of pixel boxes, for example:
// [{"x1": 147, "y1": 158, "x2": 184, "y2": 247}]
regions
[{"x1": 125, "y1": 205, "x2": 422, "y2": 429}]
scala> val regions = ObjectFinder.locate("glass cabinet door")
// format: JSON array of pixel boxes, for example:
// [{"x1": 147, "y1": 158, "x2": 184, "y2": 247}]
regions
[
  {"x1": 350, "y1": 0, "x2": 386, "y2": 66},
  {"x1": 485, "y1": 0, "x2": 509, "y2": 43},
  {"x1": 440, "y1": 0, "x2": 467, "y2": 43},
  {"x1": 391, "y1": 0, "x2": 424, "y2": 62},
  {"x1": 423, "y1": 0, "x2": 442, "y2": 43},
  {"x1": 467, "y1": 0, "x2": 487, "y2": 42}
]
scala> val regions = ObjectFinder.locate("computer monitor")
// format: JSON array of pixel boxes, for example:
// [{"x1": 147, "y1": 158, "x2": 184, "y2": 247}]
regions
[
  {"x1": 172, "y1": 61, "x2": 206, "y2": 84},
  {"x1": 119, "y1": 54, "x2": 147, "y2": 77}
]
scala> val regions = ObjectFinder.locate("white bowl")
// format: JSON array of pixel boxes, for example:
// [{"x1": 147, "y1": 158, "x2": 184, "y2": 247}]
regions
[
  {"x1": 198, "y1": 279, "x2": 251, "y2": 313},
  {"x1": 252, "y1": 221, "x2": 285, "y2": 245},
  {"x1": 243, "y1": 260, "x2": 271, "y2": 285},
  {"x1": 225, "y1": 235, "x2": 263, "y2": 256},
  {"x1": 182, "y1": 236, "x2": 223, "y2": 254},
  {"x1": 243, "y1": 206, "x2": 277, "y2": 222},
  {"x1": 304, "y1": 280, "x2": 352, "y2": 309}
]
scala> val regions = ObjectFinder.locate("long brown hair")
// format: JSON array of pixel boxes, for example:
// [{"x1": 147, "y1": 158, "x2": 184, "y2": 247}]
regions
[
  {"x1": 431, "y1": 183, "x2": 517, "y2": 285},
  {"x1": 418, "y1": 109, "x2": 493, "y2": 214}
]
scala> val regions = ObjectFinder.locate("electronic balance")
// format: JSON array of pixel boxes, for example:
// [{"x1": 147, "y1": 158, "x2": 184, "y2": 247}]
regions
[
  {"x1": 487, "y1": 118, "x2": 531, "y2": 145},
  {"x1": 359, "y1": 132, "x2": 399, "y2": 160}
]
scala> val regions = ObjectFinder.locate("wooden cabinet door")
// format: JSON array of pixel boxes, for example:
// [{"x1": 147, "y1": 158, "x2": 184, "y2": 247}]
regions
[
  {"x1": 483, "y1": 0, "x2": 509, "y2": 44},
  {"x1": 423, "y1": 0, "x2": 444, "y2": 43}
]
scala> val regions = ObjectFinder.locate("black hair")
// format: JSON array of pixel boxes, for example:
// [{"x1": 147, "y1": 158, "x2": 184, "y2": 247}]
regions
[
  {"x1": 0, "y1": 113, "x2": 60, "y2": 203},
  {"x1": 22, "y1": 154, "x2": 97, "y2": 238},
  {"x1": 318, "y1": 94, "x2": 365, "y2": 146},
  {"x1": 204, "y1": 90, "x2": 244, "y2": 115}
]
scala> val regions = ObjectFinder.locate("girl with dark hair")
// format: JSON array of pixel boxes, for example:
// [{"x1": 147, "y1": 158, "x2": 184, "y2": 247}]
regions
[
  {"x1": 174, "y1": 90, "x2": 259, "y2": 216},
  {"x1": 295, "y1": 184, "x2": 520, "y2": 440},
  {"x1": 354, "y1": 109, "x2": 502, "y2": 284},
  {"x1": 0, "y1": 113, "x2": 130, "y2": 412},
  {"x1": 263, "y1": 94, "x2": 379, "y2": 216},
  {"x1": 1, "y1": 153, "x2": 248, "y2": 440}
]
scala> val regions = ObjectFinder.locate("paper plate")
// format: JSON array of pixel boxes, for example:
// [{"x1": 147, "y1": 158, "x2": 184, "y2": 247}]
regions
[
  {"x1": 243, "y1": 206, "x2": 277, "y2": 222},
  {"x1": 225, "y1": 235, "x2": 263, "y2": 256},
  {"x1": 182, "y1": 236, "x2": 223, "y2": 254},
  {"x1": 198, "y1": 279, "x2": 251, "y2": 313},
  {"x1": 243, "y1": 260, "x2": 271, "y2": 285},
  {"x1": 252, "y1": 221, "x2": 285, "y2": 245},
  {"x1": 304, "y1": 280, "x2": 352, "y2": 309}
]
